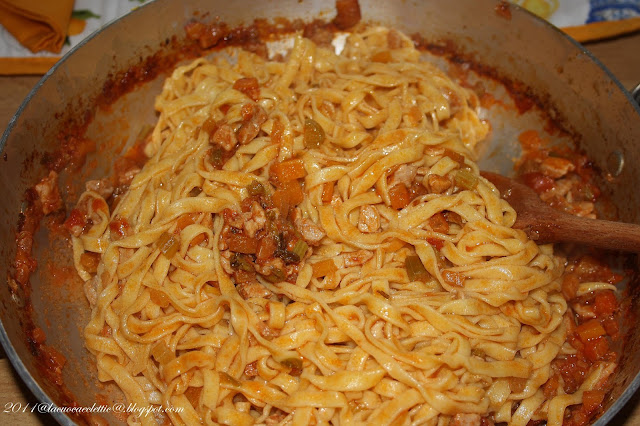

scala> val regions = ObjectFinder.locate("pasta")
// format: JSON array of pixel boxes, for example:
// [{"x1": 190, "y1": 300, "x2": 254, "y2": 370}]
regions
[{"x1": 67, "y1": 26, "x2": 616, "y2": 425}]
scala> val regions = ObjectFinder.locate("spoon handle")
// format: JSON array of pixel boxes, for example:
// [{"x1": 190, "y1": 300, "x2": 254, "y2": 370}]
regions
[{"x1": 526, "y1": 211, "x2": 640, "y2": 252}]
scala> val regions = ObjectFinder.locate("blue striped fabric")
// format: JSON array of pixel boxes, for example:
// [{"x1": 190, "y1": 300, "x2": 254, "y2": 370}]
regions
[{"x1": 588, "y1": 0, "x2": 640, "y2": 22}]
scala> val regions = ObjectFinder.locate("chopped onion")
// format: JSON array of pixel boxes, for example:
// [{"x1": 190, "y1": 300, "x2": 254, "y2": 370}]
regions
[
  {"x1": 405, "y1": 255, "x2": 430, "y2": 282},
  {"x1": 230, "y1": 253, "x2": 254, "y2": 272},
  {"x1": 304, "y1": 118, "x2": 325, "y2": 148},
  {"x1": 220, "y1": 372, "x2": 241, "y2": 387},
  {"x1": 157, "y1": 232, "x2": 179, "y2": 259},
  {"x1": 210, "y1": 147, "x2": 224, "y2": 166},
  {"x1": 311, "y1": 259, "x2": 338, "y2": 278},
  {"x1": 454, "y1": 168, "x2": 478, "y2": 190},
  {"x1": 263, "y1": 267, "x2": 285, "y2": 283},
  {"x1": 149, "y1": 288, "x2": 171, "y2": 308},
  {"x1": 281, "y1": 357, "x2": 303, "y2": 376},
  {"x1": 151, "y1": 341, "x2": 174, "y2": 365}
]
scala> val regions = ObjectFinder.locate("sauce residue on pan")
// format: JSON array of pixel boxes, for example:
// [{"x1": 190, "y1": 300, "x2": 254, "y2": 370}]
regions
[{"x1": 495, "y1": 1, "x2": 513, "y2": 20}]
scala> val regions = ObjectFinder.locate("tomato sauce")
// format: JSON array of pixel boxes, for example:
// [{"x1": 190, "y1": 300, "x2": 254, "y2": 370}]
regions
[{"x1": 515, "y1": 130, "x2": 625, "y2": 425}]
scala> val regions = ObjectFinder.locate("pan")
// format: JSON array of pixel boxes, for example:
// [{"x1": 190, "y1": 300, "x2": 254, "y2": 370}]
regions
[{"x1": 1, "y1": 0, "x2": 639, "y2": 424}]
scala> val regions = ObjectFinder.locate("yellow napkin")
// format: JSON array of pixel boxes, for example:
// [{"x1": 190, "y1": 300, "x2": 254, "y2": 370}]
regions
[
  {"x1": 0, "y1": 0, "x2": 74, "y2": 53},
  {"x1": 564, "y1": 16, "x2": 640, "y2": 43}
]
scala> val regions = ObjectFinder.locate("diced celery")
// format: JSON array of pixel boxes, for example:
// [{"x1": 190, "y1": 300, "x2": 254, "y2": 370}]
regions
[
  {"x1": 158, "y1": 232, "x2": 179, "y2": 259},
  {"x1": 247, "y1": 180, "x2": 265, "y2": 196},
  {"x1": 292, "y1": 239, "x2": 308, "y2": 259}
]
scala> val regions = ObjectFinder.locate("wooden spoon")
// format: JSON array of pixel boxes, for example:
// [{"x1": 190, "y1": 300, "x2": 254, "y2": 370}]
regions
[{"x1": 481, "y1": 171, "x2": 640, "y2": 252}]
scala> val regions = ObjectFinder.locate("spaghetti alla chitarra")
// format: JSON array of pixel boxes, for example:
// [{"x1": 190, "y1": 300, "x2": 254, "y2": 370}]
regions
[{"x1": 65, "y1": 26, "x2": 619, "y2": 425}]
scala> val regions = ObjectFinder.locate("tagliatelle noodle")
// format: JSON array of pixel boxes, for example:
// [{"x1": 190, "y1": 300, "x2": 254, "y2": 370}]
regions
[{"x1": 69, "y1": 26, "x2": 616, "y2": 426}]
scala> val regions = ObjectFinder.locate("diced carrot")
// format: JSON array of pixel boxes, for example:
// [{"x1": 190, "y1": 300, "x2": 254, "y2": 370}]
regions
[
  {"x1": 562, "y1": 273, "x2": 579, "y2": 301},
  {"x1": 569, "y1": 334, "x2": 584, "y2": 352},
  {"x1": 321, "y1": 182, "x2": 334, "y2": 204},
  {"x1": 226, "y1": 233, "x2": 258, "y2": 254},
  {"x1": 272, "y1": 190, "x2": 290, "y2": 217},
  {"x1": 518, "y1": 130, "x2": 543, "y2": 150},
  {"x1": 389, "y1": 184, "x2": 410, "y2": 210},
  {"x1": 594, "y1": 291, "x2": 617, "y2": 317},
  {"x1": 428, "y1": 213, "x2": 449, "y2": 234},
  {"x1": 233, "y1": 77, "x2": 260, "y2": 101},
  {"x1": 583, "y1": 337, "x2": 609, "y2": 362},
  {"x1": 270, "y1": 159, "x2": 307, "y2": 182},
  {"x1": 582, "y1": 390, "x2": 606, "y2": 413},
  {"x1": 241, "y1": 103, "x2": 255, "y2": 121},
  {"x1": 311, "y1": 259, "x2": 338, "y2": 278},
  {"x1": 257, "y1": 234, "x2": 278, "y2": 260},
  {"x1": 408, "y1": 180, "x2": 428, "y2": 199},
  {"x1": 280, "y1": 180, "x2": 304, "y2": 206},
  {"x1": 576, "y1": 319, "x2": 606, "y2": 343}
]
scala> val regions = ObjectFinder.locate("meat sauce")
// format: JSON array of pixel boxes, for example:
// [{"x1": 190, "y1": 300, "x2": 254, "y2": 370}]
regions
[
  {"x1": 515, "y1": 130, "x2": 624, "y2": 426},
  {"x1": 170, "y1": 83, "x2": 326, "y2": 302}
]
